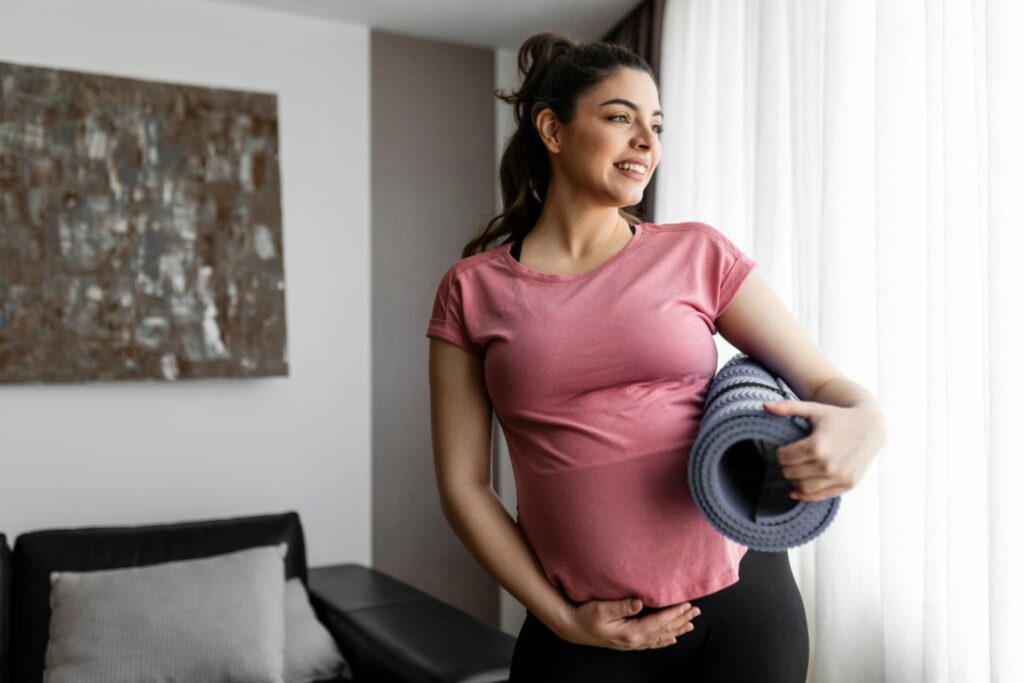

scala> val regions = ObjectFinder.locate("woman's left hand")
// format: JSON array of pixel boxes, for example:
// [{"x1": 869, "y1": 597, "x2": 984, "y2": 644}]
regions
[{"x1": 761, "y1": 399, "x2": 886, "y2": 502}]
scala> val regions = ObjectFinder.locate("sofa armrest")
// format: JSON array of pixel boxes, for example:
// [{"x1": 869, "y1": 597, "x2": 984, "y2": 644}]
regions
[
  {"x1": 1, "y1": 533, "x2": 9, "y2": 683},
  {"x1": 307, "y1": 563, "x2": 514, "y2": 683}
]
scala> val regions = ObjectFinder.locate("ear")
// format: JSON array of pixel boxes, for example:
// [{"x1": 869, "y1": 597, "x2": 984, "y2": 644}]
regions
[{"x1": 535, "y1": 109, "x2": 562, "y2": 154}]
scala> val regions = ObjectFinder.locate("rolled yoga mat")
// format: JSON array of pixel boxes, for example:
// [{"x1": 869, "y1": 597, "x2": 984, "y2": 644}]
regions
[{"x1": 688, "y1": 352, "x2": 841, "y2": 551}]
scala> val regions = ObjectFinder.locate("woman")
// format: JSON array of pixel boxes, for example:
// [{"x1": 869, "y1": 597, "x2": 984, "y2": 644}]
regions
[{"x1": 426, "y1": 31, "x2": 886, "y2": 682}]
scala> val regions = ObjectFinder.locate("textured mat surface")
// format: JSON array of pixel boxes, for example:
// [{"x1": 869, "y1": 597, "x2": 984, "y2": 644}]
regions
[{"x1": 688, "y1": 353, "x2": 841, "y2": 551}]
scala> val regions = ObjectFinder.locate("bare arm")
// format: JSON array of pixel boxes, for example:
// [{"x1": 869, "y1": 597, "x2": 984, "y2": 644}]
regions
[{"x1": 428, "y1": 337, "x2": 574, "y2": 637}]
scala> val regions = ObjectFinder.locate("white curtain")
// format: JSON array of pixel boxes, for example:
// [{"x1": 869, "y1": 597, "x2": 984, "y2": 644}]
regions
[{"x1": 655, "y1": 1, "x2": 1024, "y2": 681}]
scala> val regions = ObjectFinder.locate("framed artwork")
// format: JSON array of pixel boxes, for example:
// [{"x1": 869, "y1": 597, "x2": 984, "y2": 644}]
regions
[{"x1": 0, "y1": 60, "x2": 287, "y2": 383}]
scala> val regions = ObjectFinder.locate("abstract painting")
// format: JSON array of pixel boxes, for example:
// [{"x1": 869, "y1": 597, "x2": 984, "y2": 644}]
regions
[{"x1": 0, "y1": 61, "x2": 287, "y2": 383}]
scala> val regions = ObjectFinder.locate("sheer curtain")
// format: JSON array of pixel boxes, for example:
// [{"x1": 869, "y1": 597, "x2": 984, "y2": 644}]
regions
[{"x1": 654, "y1": 1, "x2": 1024, "y2": 681}]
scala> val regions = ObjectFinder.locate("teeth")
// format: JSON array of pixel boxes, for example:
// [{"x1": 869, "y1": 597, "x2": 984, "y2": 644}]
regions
[{"x1": 614, "y1": 162, "x2": 647, "y2": 174}]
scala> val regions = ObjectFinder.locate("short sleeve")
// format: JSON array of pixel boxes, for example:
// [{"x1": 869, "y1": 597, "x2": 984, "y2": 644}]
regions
[
  {"x1": 697, "y1": 224, "x2": 757, "y2": 333},
  {"x1": 425, "y1": 265, "x2": 485, "y2": 359}
]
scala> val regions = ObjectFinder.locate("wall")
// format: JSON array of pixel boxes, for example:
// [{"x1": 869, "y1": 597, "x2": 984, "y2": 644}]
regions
[
  {"x1": 0, "y1": 0, "x2": 371, "y2": 569},
  {"x1": 492, "y1": 45, "x2": 525, "y2": 635},
  {"x1": 369, "y1": 29, "x2": 499, "y2": 627}
]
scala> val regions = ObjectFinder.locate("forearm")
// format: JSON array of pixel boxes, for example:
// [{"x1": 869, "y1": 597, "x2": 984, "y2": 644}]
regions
[{"x1": 441, "y1": 484, "x2": 573, "y2": 637}]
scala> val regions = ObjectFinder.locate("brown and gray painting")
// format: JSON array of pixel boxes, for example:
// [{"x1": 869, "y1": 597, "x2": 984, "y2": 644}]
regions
[{"x1": 0, "y1": 61, "x2": 287, "y2": 383}]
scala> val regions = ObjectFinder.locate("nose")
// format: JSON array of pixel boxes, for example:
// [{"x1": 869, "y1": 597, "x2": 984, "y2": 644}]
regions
[
  {"x1": 634, "y1": 129, "x2": 656, "y2": 149},
  {"x1": 633, "y1": 140, "x2": 652, "y2": 156}
]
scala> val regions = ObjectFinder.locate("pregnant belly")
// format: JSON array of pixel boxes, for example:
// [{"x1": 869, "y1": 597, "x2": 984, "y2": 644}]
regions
[{"x1": 514, "y1": 449, "x2": 742, "y2": 606}]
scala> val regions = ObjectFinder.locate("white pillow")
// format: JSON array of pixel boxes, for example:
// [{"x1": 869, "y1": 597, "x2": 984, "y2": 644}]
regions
[
  {"x1": 44, "y1": 543, "x2": 288, "y2": 683},
  {"x1": 283, "y1": 577, "x2": 350, "y2": 682}
]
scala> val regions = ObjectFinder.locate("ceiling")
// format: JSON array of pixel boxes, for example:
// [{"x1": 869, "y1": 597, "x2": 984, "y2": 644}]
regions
[{"x1": 203, "y1": 0, "x2": 639, "y2": 50}]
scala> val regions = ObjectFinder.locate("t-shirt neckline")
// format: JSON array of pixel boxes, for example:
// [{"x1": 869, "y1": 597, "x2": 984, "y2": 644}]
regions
[{"x1": 501, "y1": 222, "x2": 647, "y2": 283}]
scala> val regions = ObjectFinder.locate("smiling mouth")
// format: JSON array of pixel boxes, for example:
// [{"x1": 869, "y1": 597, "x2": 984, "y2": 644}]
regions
[{"x1": 614, "y1": 165, "x2": 646, "y2": 180}]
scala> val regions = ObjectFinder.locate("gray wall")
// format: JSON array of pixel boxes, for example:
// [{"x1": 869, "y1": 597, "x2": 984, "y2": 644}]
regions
[
  {"x1": 371, "y1": 30, "x2": 499, "y2": 627},
  {"x1": 492, "y1": 45, "x2": 524, "y2": 635}
]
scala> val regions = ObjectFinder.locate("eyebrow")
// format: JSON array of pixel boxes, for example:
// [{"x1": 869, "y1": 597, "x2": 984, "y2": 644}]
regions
[{"x1": 599, "y1": 98, "x2": 664, "y2": 118}]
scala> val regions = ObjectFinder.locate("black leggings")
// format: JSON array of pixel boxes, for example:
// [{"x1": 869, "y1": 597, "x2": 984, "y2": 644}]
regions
[{"x1": 509, "y1": 549, "x2": 809, "y2": 682}]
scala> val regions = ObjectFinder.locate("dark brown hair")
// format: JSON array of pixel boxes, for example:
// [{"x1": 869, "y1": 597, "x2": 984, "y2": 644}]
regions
[{"x1": 461, "y1": 31, "x2": 659, "y2": 258}]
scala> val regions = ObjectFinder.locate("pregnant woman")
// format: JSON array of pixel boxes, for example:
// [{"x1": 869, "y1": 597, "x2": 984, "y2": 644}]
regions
[{"x1": 426, "y1": 31, "x2": 886, "y2": 682}]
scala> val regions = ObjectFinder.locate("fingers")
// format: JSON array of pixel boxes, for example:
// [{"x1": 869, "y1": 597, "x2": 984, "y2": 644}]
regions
[
  {"x1": 634, "y1": 604, "x2": 701, "y2": 649},
  {"x1": 652, "y1": 604, "x2": 700, "y2": 631},
  {"x1": 668, "y1": 608, "x2": 700, "y2": 630},
  {"x1": 779, "y1": 462, "x2": 828, "y2": 480},
  {"x1": 792, "y1": 485, "x2": 847, "y2": 501},
  {"x1": 666, "y1": 606, "x2": 700, "y2": 635},
  {"x1": 789, "y1": 476, "x2": 841, "y2": 499}
]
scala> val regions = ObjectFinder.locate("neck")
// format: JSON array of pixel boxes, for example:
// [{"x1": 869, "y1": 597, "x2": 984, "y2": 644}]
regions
[
  {"x1": 530, "y1": 206, "x2": 626, "y2": 258},
  {"x1": 512, "y1": 222, "x2": 634, "y2": 262}
]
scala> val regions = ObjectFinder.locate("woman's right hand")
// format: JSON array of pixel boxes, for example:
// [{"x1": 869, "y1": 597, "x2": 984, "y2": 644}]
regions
[{"x1": 556, "y1": 597, "x2": 701, "y2": 650}]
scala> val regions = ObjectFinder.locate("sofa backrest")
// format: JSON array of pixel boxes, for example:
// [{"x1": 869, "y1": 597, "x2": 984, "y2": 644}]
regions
[
  {"x1": 1, "y1": 532, "x2": 10, "y2": 683},
  {"x1": 11, "y1": 510, "x2": 307, "y2": 683}
]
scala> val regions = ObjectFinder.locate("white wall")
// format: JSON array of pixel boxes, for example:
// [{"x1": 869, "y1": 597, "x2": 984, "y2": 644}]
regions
[
  {"x1": 0, "y1": 0, "x2": 371, "y2": 568},
  {"x1": 492, "y1": 45, "x2": 524, "y2": 634}
]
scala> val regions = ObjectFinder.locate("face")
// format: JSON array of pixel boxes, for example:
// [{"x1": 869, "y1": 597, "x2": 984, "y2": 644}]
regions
[{"x1": 536, "y1": 68, "x2": 663, "y2": 208}]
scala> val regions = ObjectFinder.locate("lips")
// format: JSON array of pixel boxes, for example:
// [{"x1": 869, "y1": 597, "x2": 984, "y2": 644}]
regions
[
  {"x1": 614, "y1": 158, "x2": 650, "y2": 167},
  {"x1": 614, "y1": 164, "x2": 646, "y2": 181},
  {"x1": 612, "y1": 157, "x2": 650, "y2": 179}
]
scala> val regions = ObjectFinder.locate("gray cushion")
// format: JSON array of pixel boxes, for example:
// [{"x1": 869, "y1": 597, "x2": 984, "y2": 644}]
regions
[
  {"x1": 43, "y1": 543, "x2": 288, "y2": 683},
  {"x1": 284, "y1": 577, "x2": 350, "y2": 682}
]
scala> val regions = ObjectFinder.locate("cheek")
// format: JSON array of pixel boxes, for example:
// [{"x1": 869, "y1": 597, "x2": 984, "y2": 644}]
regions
[
  {"x1": 562, "y1": 132, "x2": 624, "y2": 185},
  {"x1": 571, "y1": 152, "x2": 614, "y2": 185}
]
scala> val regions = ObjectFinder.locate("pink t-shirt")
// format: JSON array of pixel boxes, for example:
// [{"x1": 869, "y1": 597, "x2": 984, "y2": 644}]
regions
[{"x1": 426, "y1": 220, "x2": 757, "y2": 607}]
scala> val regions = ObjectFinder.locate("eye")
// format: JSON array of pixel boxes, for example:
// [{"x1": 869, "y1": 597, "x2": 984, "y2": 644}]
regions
[{"x1": 609, "y1": 114, "x2": 664, "y2": 135}]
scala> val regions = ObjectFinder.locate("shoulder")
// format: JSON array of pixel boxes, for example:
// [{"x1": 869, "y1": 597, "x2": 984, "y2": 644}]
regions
[
  {"x1": 438, "y1": 244, "x2": 506, "y2": 284},
  {"x1": 431, "y1": 244, "x2": 508, "y2": 307},
  {"x1": 646, "y1": 220, "x2": 737, "y2": 246},
  {"x1": 644, "y1": 220, "x2": 745, "y2": 258}
]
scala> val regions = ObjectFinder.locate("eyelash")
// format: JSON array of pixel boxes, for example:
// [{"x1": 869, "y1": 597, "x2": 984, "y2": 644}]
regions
[{"x1": 609, "y1": 114, "x2": 664, "y2": 134}]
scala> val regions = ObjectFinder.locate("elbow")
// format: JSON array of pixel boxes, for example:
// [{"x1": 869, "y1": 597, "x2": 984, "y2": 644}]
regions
[
  {"x1": 438, "y1": 481, "x2": 488, "y2": 519},
  {"x1": 439, "y1": 495, "x2": 457, "y2": 522}
]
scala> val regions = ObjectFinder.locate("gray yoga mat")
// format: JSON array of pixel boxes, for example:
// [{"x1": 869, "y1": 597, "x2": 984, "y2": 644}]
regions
[{"x1": 688, "y1": 352, "x2": 841, "y2": 551}]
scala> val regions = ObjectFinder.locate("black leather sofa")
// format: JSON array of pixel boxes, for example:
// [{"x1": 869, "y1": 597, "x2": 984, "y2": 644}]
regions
[{"x1": 0, "y1": 511, "x2": 514, "y2": 682}]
